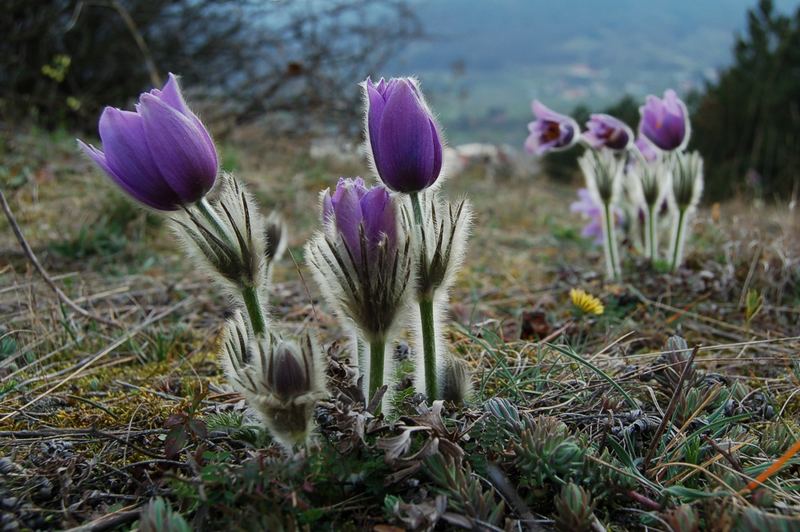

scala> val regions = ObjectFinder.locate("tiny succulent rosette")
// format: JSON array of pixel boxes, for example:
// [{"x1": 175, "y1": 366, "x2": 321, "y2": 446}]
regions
[
  {"x1": 306, "y1": 177, "x2": 411, "y2": 400},
  {"x1": 220, "y1": 312, "x2": 327, "y2": 449},
  {"x1": 525, "y1": 100, "x2": 580, "y2": 155},
  {"x1": 364, "y1": 77, "x2": 443, "y2": 193},
  {"x1": 79, "y1": 73, "x2": 218, "y2": 210},
  {"x1": 582, "y1": 114, "x2": 633, "y2": 151},
  {"x1": 639, "y1": 89, "x2": 690, "y2": 151}
]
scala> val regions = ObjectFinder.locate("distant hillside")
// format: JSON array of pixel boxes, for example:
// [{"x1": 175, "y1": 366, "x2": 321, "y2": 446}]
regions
[{"x1": 381, "y1": 0, "x2": 800, "y2": 143}]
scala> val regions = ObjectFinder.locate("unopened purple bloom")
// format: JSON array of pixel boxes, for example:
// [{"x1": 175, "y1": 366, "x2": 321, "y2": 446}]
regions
[
  {"x1": 570, "y1": 188, "x2": 622, "y2": 244},
  {"x1": 269, "y1": 341, "x2": 310, "y2": 400},
  {"x1": 322, "y1": 177, "x2": 397, "y2": 264},
  {"x1": 364, "y1": 77, "x2": 442, "y2": 193},
  {"x1": 78, "y1": 73, "x2": 218, "y2": 210},
  {"x1": 634, "y1": 136, "x2": 659, "y2": 163},
  {"x1": 639, "y1": 89, "x2": 690, "y2": 151},
  {"x1": 525, "y1": 101, "x2": 579, "y2": 155},
  {"x1": 583, "y1": 114, "x2": 632, "y2": 151}
]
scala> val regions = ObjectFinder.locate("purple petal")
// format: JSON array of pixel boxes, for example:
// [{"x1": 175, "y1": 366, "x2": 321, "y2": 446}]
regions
[
  {"x1": 366, "y1": 82, "x2": 387, "y2": 171},
  {"x1": 94, "y1": 108, "x2": 182, "y2": 210},
  {"x1": 332, "y1": 180, "x2": 364, "y2": 258},
  {"x1": 375, "y1": 81, "x2": 435, "y2": 192},
  {"x1": 428, "y1": 119, "x2": 443, "y2": 187},
  {"x1": 139, "y1": 94, "x2": 217, "y2": 204},
  {"x1": 532, "y1": 100, "x2": 566, "y2": 122},
  {"x1": 155, "y1": 73, "x2": 218, "y2": 174},
  {"x1": 360, "y1": 187, "x2": 396, "y2": 254}
]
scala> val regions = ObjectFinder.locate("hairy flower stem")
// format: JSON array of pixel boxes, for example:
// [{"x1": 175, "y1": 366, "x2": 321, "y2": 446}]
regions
[
  {"x1": 369, "y1": 338, "x2": 386, "y2": 406},
  {"x1": 602, "y1": 201, "x2": 620, "y2": 280},
  {"x1": 410, "y1": 192, "x2": 423, "y2": 225},
  {"x1": 670, "y1": 208, "x2": 687, "y2": 272},
  {"x1": 419, "y1": 297, "x2": 437, "y2": 400},
  {"x1": 242, "y1": 285, "x2": 267, "y2": 336},
  {"x1": 197, "y1": 197, "x2": 267, "y2": 335},
  {"x1": 409, "y1": 193, "x2": 438, "y2": 401},
  {"x1": 647, "y1": 203, "x2": 657, "y2": 263}
]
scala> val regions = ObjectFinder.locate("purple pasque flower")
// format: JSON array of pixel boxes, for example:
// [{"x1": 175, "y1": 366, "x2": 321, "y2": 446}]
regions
[
  {"x1": 78, "y1": 73, "x2": 218, "y2": 210},
  {"x1": 322, "y1": 177, "x2": 397, "y2": 264},
  {"x1": 525, "y1": 100, "x2": 579, "y2": 155},
  {"x1": 364, "y1": 77, "x2": 443, "y2": 193},
  {"x1": 638, "y1": 89, "x2": 690, "y2": 151},
  {"x1": 583, "y1": 114, "x2": 633, "y2": 151},
  {"x1": 570, "y1": 188, "x2": 622, "y2": 244}
]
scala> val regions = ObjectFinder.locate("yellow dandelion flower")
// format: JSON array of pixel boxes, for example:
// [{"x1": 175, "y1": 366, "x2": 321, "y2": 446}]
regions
[{"x1": 570, "y1": 288, "x2": 604, "y2": 315}]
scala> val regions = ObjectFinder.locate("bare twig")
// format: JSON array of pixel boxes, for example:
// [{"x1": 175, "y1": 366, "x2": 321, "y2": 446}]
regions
[
  {"x1": 643, "y1": 345, "x2": 699, "y2": 471},
  {"x1": 0, "y1": 188, "x2": 118, "y2": 327}
]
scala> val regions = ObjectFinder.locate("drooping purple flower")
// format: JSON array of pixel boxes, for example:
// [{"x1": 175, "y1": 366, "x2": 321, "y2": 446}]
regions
[
  {"x1": 364, "y1": 77, "x2": 443, "y2": 193},
  {"x1": 583, "y1": 114, "x2": 632, "y2": 151},
  {"x1": 570, "y1": 188, "x2": 622, "y2": 244},
  {"x1": 78, "y1": 73, "x2": 218, "y2": 210},
  {"x1": 634, "y1": 136, "x2": 659, "y2": 163},
  {"x1": 525, "y1": 101, "x2": 579, "y2": 155},
  {"x1": 638, "y1": 89, "x2": 690, "y2": 151},
  {"x1": 322, "y1": 177, "x2": 397, "y2": 265}
]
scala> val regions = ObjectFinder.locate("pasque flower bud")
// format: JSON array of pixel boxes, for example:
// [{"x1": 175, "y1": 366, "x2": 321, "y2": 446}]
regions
[
  {"x1": 220, "y1": 313, "x2": 327, "y2": 449},
  {"x1": 364, "y1": 77, "x2": 443, "y2": 193},
  {"x1": 79, "y1": 73, "x2": 218, "y2": 210},
  {"x1": 264, "y1": 212, "x2": 288, "y2": 264}
]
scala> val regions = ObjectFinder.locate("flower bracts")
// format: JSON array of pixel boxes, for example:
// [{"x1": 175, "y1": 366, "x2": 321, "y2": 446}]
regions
[{"x1": 221, "y1": 312, "x2": 327, "y2": 449}]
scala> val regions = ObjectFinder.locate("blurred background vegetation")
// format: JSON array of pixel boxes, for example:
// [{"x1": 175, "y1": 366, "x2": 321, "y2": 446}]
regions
[{"x1": 1, "y1": 0, "x2": 798, "y2": 202}]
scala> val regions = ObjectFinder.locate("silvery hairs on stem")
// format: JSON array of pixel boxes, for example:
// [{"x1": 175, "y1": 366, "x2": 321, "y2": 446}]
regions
[
  {"x1": 578, "y1": 149, "x2": 625, "y2": 206},
  {"x1": 402, "y1": 190, "x2": 472, "y2": 299},
  {"x1": 401, "y1": 190, "x2": 472, "y2": 396},
  {"x1": 305, "y1": 214, "x2": 412, "y2": 347},
  {"x1": 220, "y1": 311, "x2": 328, "y2": 449},
  {"x1": 627, "y1": 157, "x2": 671, "y2": 211},
  {"x1": 670, "y1": 151, "x2": 704, "y2": 213},
  {"x1": 668, "y1": 151, "x2": 704, "y2": 270},
  {"x1": 171, "y1": 174, "x2": 268, "y2": 300},
  {"x1": 579, "y1": 149, "x2": 625, "y2": 279}
]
